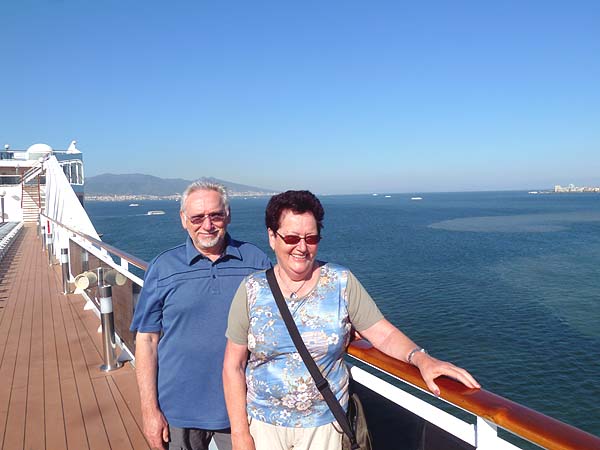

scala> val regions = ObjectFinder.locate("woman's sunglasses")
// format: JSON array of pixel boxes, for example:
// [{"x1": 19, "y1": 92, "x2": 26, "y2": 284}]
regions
[{"x1": 275, "y1": 231, "x2": 321, "y2": 245}]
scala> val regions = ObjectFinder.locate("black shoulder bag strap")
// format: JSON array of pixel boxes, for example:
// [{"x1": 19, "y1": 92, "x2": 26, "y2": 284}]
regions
[{"x1": 265, "y1": 268, "x2": 359, "y2": 450}]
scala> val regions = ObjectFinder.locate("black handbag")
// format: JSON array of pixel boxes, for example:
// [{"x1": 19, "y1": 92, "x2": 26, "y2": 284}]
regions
[{"x1": 266, "y1": 268, "x2": 373, "y2": 450}]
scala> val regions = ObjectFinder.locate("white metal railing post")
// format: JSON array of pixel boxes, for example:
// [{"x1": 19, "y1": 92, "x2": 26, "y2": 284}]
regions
[
  {"x1": 41, "y1": 216, "x2": 46, "y2": 251},
  {"x1": 475, "y1": 416, "x2": 500, "y2": 449},
  {"x1": 81, "y1": 247, "x2": 89, "y2": 272},
  {"x1": 47, "y1": 232, "x2": 54, "y2": 266},
  {"x1": 61, "y1": 248, "x2": 70, "y2": 294},
  {"x1": 98, "y1": 284, "x2": 123, "y2": 372}
]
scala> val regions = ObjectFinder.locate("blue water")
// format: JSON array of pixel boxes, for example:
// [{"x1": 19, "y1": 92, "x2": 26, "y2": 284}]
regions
[{"x1": 86, "y1": 192, "x2": 600, "y2": 438}]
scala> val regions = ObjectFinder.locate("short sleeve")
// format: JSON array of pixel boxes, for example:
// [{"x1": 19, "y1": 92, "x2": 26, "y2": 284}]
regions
[
  {"x1": 225, "y1": 279, "x2": 250, "y2": 345},
  {"x1": 347, "y1": 271, "x2": 384, "y2": 332},
  {"x1": 130, "y1": 259, "x2": 164, "y2": 333},
  {"x1": 259, "y1": 253, "x2": 272, "y2": 271}
]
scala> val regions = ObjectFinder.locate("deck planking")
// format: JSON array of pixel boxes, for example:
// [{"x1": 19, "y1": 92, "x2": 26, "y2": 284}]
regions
[{"x1": 0, "y1": 226, "x2": 150, "y2": 450}]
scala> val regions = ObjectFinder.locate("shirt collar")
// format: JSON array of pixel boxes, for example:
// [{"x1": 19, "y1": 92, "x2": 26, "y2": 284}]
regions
[{"x1": 185, "y1": 233, "x2": 242, "y2": 265}]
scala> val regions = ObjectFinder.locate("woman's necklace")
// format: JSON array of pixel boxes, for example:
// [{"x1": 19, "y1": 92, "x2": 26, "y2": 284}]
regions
[{"x1": 277, "y1": 266, "x2": 308, "y2": 299}]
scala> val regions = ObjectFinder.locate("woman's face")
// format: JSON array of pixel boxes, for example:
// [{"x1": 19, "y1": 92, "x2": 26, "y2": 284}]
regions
[{"x1": 268, "y1": 209, "x2": 319, "y2": 280}]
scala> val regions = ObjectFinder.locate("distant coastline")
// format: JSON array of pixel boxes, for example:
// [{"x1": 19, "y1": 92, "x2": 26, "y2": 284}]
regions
[{"x1": 86, "y1": 191, "x2": 276, "y2": 202}]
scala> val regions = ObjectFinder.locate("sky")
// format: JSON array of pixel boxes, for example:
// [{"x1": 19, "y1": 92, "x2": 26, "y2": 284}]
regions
[{"x1": 1, "y1": 0, "x2": 599, "y2": 194}]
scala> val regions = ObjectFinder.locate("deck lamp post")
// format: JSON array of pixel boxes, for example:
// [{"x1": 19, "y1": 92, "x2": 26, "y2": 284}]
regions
[{"x1": 0, "y1": 190, "x2": 5, "y2": 224}]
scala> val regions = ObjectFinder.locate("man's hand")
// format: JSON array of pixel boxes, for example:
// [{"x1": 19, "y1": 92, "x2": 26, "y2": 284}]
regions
[{"x1": 142, "y1": 407, "x2": 169, "y2": 450}]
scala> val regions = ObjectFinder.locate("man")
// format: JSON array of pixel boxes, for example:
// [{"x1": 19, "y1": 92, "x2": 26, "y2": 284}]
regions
[{"x1": 131, "y1": 181, "x2": 271, "y2": 450}]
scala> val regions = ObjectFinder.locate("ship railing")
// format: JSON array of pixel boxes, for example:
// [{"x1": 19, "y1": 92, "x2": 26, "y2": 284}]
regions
[
  {"x1": 41, "y1": 213, "x2": 145, "y2": 363},
  {"x1": 40, "y1": 215, "x2": 600, "y2": 450},
  {"x1": 0, "y1": 222, "x2": 24, "y2": 261},
  {"x1": 21, "y1": 162, "x2": 44, "y2": 184},
  {"x1": 0, "y1": 175, "x2": 23, "y2": 186}
]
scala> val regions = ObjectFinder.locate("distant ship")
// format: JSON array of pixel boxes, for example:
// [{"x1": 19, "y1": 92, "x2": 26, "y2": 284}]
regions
[
  {"x1": 129, "y1": 203, "x2": 140, "y2": 207},
  {"x1": 411, "y1": 196, "x2": 423, "y2": 201},
  {"x1": 147, "y1": 210, "x2": 165, "y2": 215}
]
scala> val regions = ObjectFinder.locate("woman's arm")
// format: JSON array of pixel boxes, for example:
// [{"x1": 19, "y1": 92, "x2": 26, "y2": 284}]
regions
[
  {"x1": 359, "y1": 319, "x2": 480, "y2": 396},
  {"x1": 223, "y1": 340, "x2": 255, "y2": 450}
]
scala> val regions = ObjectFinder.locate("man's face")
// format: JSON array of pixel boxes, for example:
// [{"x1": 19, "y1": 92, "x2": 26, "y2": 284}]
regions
[{"x1": 180, "y1": 189, "x2": 230, "y2": 256}]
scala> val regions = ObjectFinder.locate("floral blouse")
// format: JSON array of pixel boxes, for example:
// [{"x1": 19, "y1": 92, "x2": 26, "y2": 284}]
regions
[{"x1": 243, "y1": 263, "x2": 353, "y2": 427}]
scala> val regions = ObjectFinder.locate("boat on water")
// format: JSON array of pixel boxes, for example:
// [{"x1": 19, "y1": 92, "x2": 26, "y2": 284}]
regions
[
  {"x1": 411, "y1": 196, "x2": 423, "y2": 200},
  {"x1": 129, "y1": 203, "x2": 140, "y2": 206},
  {"x1": 0, "y1": 142, "x2": 599, "y2": 450},
  {"x1": 146, "y1": 210, "x2": 165, "y2": 215}
]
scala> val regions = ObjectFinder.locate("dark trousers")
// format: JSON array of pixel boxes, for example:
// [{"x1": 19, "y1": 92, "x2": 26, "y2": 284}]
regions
[{"x1": 168, "y1": 426, "x2": 232, "y2": 450}]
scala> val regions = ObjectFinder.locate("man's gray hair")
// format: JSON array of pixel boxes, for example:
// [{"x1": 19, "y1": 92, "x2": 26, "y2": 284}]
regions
[{"x1": 180, "y1": 180, "x2": 230, "y2": 213}]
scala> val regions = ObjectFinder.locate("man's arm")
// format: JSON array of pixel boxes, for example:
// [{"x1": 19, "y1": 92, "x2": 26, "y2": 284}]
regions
[{"x1": 135, "y1": 331, "x2": 169, "y2": 450}]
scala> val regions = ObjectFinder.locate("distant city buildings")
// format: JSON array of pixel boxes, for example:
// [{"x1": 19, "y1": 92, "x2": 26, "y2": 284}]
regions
[{"x1": 554, "y1": 184, "x2": 600, "y2": 193}]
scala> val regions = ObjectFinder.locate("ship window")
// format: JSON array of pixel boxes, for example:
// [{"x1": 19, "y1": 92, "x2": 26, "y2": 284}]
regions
[
  {"x1": 72, "y1": 161, "x2": 83, "y2": 185},
  {"x1": 59, "y1": 160, "x2": 84, "y2": 185}
]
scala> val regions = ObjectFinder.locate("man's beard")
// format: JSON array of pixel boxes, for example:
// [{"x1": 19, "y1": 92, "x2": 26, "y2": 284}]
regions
[{"x1": 195, "y1": 232, "x2": 223, "y2": 250}]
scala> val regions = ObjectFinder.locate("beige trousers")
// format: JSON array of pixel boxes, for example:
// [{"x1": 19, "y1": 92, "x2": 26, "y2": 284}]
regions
[{"x1": 249, "y1": 418, "x2": 343, "y2": 450}]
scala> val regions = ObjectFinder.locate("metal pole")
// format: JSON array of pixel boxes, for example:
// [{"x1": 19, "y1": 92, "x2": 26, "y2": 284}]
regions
[
  {"x1": 41, "y1": 218, "x2": 46, "y2": 251},
  {"x1": 81, "y1": 248, "x2": 89, "y2": 272},
  {"x1": 97, "y1": 266, "x2": 105, "y2": 287},
  {"x1": 98, "y1": 284, "x2": 123, "y2": 372},
  {"x1": 47, "y1": 232, "x2": 53, "y2": 265},
  {"x1": 61, "y1": 248, "x2": 70, "y2": 294}
]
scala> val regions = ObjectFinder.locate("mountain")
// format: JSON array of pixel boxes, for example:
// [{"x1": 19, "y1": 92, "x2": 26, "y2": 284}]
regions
[{"x1": 85, "y1": 173, "x2": 275, "y2": 196}]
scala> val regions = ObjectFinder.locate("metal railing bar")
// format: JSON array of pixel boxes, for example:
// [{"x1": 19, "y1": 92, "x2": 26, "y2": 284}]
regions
[{"x1": 41, "y1": 213, "x2": 148, "y2": 270}]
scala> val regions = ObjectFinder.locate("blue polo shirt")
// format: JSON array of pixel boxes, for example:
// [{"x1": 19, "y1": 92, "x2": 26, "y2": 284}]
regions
[{"x1": 130, "y1": 234, "x2": 271, "y2": 429}]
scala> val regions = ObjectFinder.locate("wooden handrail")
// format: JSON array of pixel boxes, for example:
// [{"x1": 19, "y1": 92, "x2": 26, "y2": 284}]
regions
[
  {"x1": 348, "y1": 340, "x2": 600, "y2": 450},
  {"x1": 41, "y1": 214, "x2": 149, "y2": 271}
]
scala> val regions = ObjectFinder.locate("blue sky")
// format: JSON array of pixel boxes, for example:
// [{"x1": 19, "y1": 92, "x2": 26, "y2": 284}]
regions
[{"x1": 2, "y1": 1, "x2": 599, "y2": 194}]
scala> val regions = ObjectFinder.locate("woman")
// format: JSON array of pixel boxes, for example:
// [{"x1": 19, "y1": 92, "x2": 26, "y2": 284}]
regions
[{"x1": 223, "y1": 190, "x2": 479, "y2": 450}]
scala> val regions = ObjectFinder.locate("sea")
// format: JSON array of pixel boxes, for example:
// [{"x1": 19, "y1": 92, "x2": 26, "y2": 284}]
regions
[{"x1": 86, "y1": 191, "x2": 600, "y2": 441}]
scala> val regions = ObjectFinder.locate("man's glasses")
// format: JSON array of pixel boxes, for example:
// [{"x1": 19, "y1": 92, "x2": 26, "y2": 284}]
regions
[
  {"x1": 186, "y1": 211, "x2": 228, "y2": 225},
  {"x1": 276, "y1": 231, "x2": 321, "y2": 245}
]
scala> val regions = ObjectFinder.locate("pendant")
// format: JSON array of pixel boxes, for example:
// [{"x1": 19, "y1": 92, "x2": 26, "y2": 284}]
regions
[{"x1": 290, "y1": 292, "x2": 298, "y2": 299}]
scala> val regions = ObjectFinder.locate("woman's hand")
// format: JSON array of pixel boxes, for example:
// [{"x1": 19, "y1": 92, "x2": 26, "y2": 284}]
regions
[
  {"x1": 411, "y1": 351, "x2": 480, "y2": 396},
  {"x1": 232, "y1": 431, "x2": 256, "y2": 450},
  {"x1": 359, "y1": 319, "x2": 481, "y2": 396}
]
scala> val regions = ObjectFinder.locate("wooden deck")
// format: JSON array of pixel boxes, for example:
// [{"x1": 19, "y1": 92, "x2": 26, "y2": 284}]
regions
[{"x1": 0, "y1": 226, "x2": 150, "y2": 450}]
